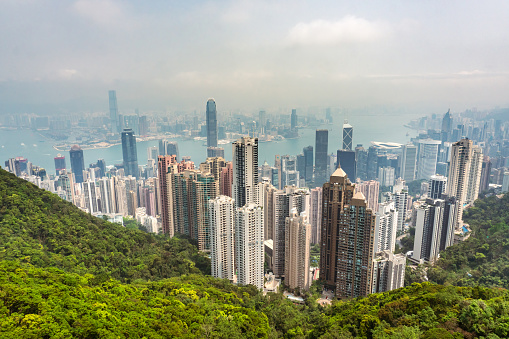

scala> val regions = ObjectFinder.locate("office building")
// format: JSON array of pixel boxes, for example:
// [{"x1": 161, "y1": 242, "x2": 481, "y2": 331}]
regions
[
  {"x1": 315, "y1": 129, "x2": 329, "y2": 186},
  {"x1": 206, "y1": 99, "x2": 218, "y2": 148},
  {"x1": 320, "y1": 168, "x2": 376, "y2": 298},
  {"x1": 207, "y1": 146, "x2": 224, "y2": 158},
  {"x1": 54, "y1": 154, "x2": 66, "y2": 174},
  {"x1": 337, "y1": 149, "x2": 356, "y2": 181},
  {"x1": 416, "y1": 139, "x2": 441, "y2": 180},
  {"x1": 69, "y1": 145, "x2": 85, "y2": 184},
  {"x1": 285, "y1": 209, "x2": 311, "y2": 291},
  {"x1": 291, "y1": 109, "x2": 297, "y2": 130},
  {"x1": 355, "y1": 145, "x2": 368, "y2": 180},
  {"x1": 98, "y1": 177, "x2": 115, "y2": 214},
  {"x1": 366, "y1": 146, "x2": 378, "y2": 180},
  {"x1": 429, "y1": 175, "x2": 447, "y2": 199},
  {"x1": 372, "y1": 251, "x2": 406, "y2": 293},
  {"x1": 310, "y1": 187, "x2": 322, "y2": 245},
  {"x1": 342, "y1": 120, "x2": 353, "y2": 151},
  {"x1": 109, "y1": 90, "x2": 119, "y2": 133},
  {"x1": 159, "y1": 140, "x2": 180, "y2": 161},
  {"x1": 233, "y1": 136, "x2": 258, "y2": 208},
  {"x1": 412, "y1": 196, "x2": 456, "y2": 264},
  {"x1": 121, "y1": 128, "x2": 139, "y2": 178},
  {"x1": 378, "y1": 167, "x2": 395, "y2": 187},
  {"x1": 303, "y1": 146, "x2": 314, "y2": 183},
  {"x1": 374, "y1": 201, "x2": 398, "y2": 253},
  {"x1": 236, "y1": 203, "x2": 264, "y2": 289},
  {"x1": 209, "y1": 196, "x2": 235, "y2": 282},
  {"x1": 400, "y1": 143, "x2": 417, "y2": 182},
  {"x1": 147, "y1": 146, "x2": 158, "y2": 161}
]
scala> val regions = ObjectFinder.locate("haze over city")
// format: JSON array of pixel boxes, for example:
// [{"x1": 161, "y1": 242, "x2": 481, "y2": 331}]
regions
[{"x1": 1, "y1": 0, "x2": 509, "y2": 114}]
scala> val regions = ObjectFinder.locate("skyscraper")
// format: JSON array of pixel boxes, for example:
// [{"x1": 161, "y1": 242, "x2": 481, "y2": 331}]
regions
[
  {"x1": 412, "y1": 196, "x2": 456, "y2": 264},
  {"x1": 374, "y1": 201, "x2": 398, "y2": 253},
  {"x1": 355, "y1": 180, "x2": 379, "y2": 211},
  {"x1": 416, "y1": 139, "x2": 441, "y2": 180},
  {"x1": 291, "y1": 109, "x2": 297, "y2": 130},
  {"x1": 315, "y1": 129, "x2": 328, "y2": 185},
  {"x1": 372, "y1": 251, "x2": 406, "y2": 293},
  {"x1": 206, "y1": 99, "x2": 218, "y2": 148},
  {"x1": 303, "y1": 146, "x2": 314, "y2": 183},
  {"x1": 342, "y1": 120, "x2": 353, "y2": 151},
  {"x1": 69, "y1": 145, "x2": 85, "y2": 184},
  {"x1": 109, "y1": 90, "x2": 119, "y2": 133},
  {"x1": 479, "y1": 156, "x2": 492, "y2": 193},
  {"x1": 285, "y1": 209, "x2": 311, "y2": 291},
  {"x1": 310, "y1": 187, "x2": 322, "y2": 245},
  {"x1": 465, "y1": 145, "x2": 483, "y2": 205},
  {"x1": 446, "y1": 139, "x2": 480, "y2": 229},
  {"x1": 54, "y1": 154, "x2": 66, "y2": 174},
  {"x1": 320, "y1": 168, "x2": 376, "y2": 298},
  {"x1": 209, "y1": 195, "x2": 235, "y2": 282},
  {"x1": 355, "y1": 145, "x2": 368, "y2": 181},
  {"x1": 236, "y1": 203, "x2": 264, "y2": 289},
  {"x1": 400, "y1": 143, "x2": 417, "y2": 182},
  {"x1": 158, "y1": 155, "x2": 178, "y2": 236},
  {"x1": 121, "y1": 128, "x2": 139, "y2": 178},
  {"x1": 366, "y1": 146, "x2": 378, "y2": 180},
  {"x1": 233, "y1": 136, "x2": 258, "y2": 208},
  {"x1": 337, "y1": 150, "x2": 356, "y2": 180}
]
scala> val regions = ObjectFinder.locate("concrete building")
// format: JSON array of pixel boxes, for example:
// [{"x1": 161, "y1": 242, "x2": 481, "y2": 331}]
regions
[
  {"x1": 355, "y1": 179, "x2": 379, "y2": 211},
  {"x1": 320, "y1": 168, "x2": 376, "y2": 298},
  {"x1": 236, "y1": 203, "x2": 264, "y2": 289},
  {"x1": 429, "y1": 175, "x2": 447, "y2": 200},
  {"x1": 233, "y1": 136, "x2": 258, "y2": 208},
  {"x1": 285, "y1": 209, "x2": 311, "y2": 291},
  {"x1": 209, "y1": 196, "x2": 236, "y2": 282},
  {"x1": 310, "y1": 187, "x2": 322, "y2": 245},
  {"x1": 400, "y1": 143, "x2": 417, "y2": 182},
  {"x1": 412, "y1": 196, "x2": 456, "y2": 264},
  {"x1": 374, "y1": 201, "x2": 398, "y2": 253},
  {"x1": 372, "y1": 251, "x2": 406, "y2": 293}
]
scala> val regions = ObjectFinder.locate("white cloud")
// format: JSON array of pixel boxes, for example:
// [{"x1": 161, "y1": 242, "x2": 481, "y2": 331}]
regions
[{"x1": 288, "y1": 16, "x2": 391, "y2": 46}]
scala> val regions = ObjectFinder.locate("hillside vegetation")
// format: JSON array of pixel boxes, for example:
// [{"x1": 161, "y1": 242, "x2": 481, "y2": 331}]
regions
[
  {"x1": 428, "y1": 193, "x2": 509, "y2": 288},
  {"x1": 3, "y1": 167, "x2": 509, "y2": 338},
  {"x1": 0, "y1": 168, "x2": 210, "y2": 281}
]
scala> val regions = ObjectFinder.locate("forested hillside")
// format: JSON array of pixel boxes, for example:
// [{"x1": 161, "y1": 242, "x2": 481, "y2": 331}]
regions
[
  {"x1": 428, "y1": 193, "x2": 509, "y2": 288},
  {"x1": 0, "y1": 168, "x2": 210, "y2": 281},
  {"x1": 3, "y1": 167, "x2": 509, "y2": 338}
]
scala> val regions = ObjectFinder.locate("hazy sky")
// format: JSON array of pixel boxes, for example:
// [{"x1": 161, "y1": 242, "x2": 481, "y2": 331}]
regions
[{"x1": 1, "y1": 0, "x2": 509, "y2": 114}]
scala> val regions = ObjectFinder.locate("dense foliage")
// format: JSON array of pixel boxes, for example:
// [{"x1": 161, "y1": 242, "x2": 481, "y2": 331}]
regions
[
  {"x1": 3, "y1": 167, "x2": 509, "y2": 337},
  {"x1": 3, "y1": 261, "x2": 509, "y2": 338},
  {"x1": 0, "y1": 168, "x2": 210, "y2": 282},
  {"x1": 428, "y1": 193, "x2": 509, "y2": 288}
]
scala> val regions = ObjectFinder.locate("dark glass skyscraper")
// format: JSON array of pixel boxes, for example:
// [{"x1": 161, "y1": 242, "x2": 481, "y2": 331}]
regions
[
  {"x1": 109, "y1": 90, "x2": 119, "y2": 133},
  {"x1": 121, "y1": 128, "x2": 139, "y2": 178},
  {"x1": 291, "y1": 109, "x2": 297, "y2": 130},
  {"x1": 337, "y1": 149, "x2": 356, "y2": 180},
  {"x1": 206, "y1": 99, "x2": 218, "y2": 148},
  {"x1": 54, "y1": 154, "x2": 66, "y2": 174},
  {"x1": 315, "y1": 129, "x2": 328, "y2": 185},
  {"x1": 69, "y1": 145, "x2": 85, "y2": 184},
  {"x1": 303, "y1": 146, "x2": 314, "y2": 182}
]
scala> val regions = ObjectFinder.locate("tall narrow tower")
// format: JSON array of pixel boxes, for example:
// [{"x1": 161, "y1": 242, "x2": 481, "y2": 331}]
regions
[
  {"x1": 446, "y1": 138, "x2": 479, "y2": 229},
  {"x1": 209, "y1": 195, "x2": 236, "y2": 282},
  {"x1": 206, "y1": 99, "x2": 218, "y2": 148},
  {"x1": 121, "y1": 128, "x2": 139, "y2": 178},
  {"x1": 69, "y1": 145, "x2": 85, "y2": 184},
  {"x1": 109, "y1": 90, "x2": 119, "y2": 133},
  {"x1": 319, "y1": 167, "x2": 376, "y2": 298},
  {"x1": 291, "y1": 109, "x2": 297, "y2": 130},
  {"x1": 315, "y1": 129, "x2": 329, "y2": 186},
  {"x1": 342, "y1": 120, "x2": 353, "y2": 151},
  {"x1": 232, "y1": 136, "x2": 258, "y2": 208}
]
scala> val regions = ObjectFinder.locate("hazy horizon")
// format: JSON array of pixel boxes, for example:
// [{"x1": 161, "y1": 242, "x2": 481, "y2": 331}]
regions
[{"x1": 1, "y1": 1, "x2": 509, "y2": 115}]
